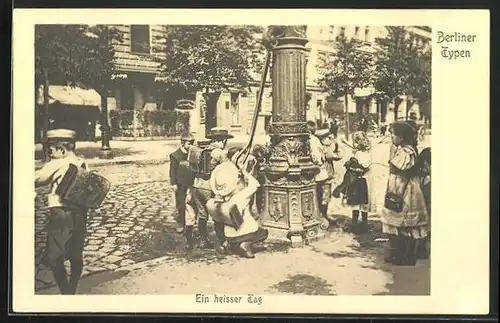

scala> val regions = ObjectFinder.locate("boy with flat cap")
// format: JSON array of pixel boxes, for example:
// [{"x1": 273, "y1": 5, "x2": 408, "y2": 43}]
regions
[
  {"x1": 35, "y1": 129, "x2": 89, "y2": 294},
  {"x1": 169, "y1": 133, "x2": 196, "y2": 234}
]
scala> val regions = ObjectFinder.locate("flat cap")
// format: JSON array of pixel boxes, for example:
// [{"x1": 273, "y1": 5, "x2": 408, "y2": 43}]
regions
[
  {"x1": 180, "y1": 133, "x2": 195, "y2": 142},
  {"x1": 47, "y1": 129, "x2": 76, "y2": 140},
  {"x1": 314, "y1": 128, "x2": 331, "y2": 139}
]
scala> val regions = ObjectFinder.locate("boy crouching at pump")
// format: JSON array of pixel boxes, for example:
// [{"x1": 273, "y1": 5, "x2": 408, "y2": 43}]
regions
[
  {"x1": 187, "y1": 127, "x2": 234, "y2": 252},
  {"x1": 34, "y1": 129, "x2": 89, "y2": 295},
  {"x1": 206, "y1": 160, "x2": 268, "y2": 259}
]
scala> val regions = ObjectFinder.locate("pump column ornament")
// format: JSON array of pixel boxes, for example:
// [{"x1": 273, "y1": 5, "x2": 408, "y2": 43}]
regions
[{"x1": 259, "y1": 26, "x2": 326, "y2": 247}]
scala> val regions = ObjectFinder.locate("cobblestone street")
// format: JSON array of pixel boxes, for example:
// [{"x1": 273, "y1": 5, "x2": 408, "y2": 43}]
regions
[
  {"x1": 35, "y1": 135, "x2": 431, "y2": 294},
  {"x1": 35, "y1": 163, "x2": 179, "y2": 291}
]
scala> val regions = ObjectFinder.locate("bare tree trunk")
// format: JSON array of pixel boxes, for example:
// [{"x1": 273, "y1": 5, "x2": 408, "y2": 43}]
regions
[
  {"x1": 344, "y1": 92, "x2": 349, "y2": 140},
  {"x1": 42, "y1": 68, "x2": 50, "y2": 162},
  {"x1": 99, "y1": 89, "x2": 113, "y2": 159},
  {"x1": 394, "y1": 97, "x2": 399, "y2": 121},
  {"x1": 405, "y1": 98, "x2": 414, "y2": 120}
]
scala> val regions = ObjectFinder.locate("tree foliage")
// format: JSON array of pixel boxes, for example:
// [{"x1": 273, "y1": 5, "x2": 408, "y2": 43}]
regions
[
  {"x1": 316, "y1": 33, "x2": 374, "y2": 99},
  {"x1": 154, "y1": 25, "x2": 265, "y2": 95},
  {"x1": 35, "y1": 25, "x2": 88, "y2": 91},
  {"x1": 75, "y1": 25, "x2": 123, "y2": 94},
  {"x1": 373, "y1": 26, "x2": 427, "y2": 120},
  {"x1": 407, "y1": 46, "x2": 431, "y2": 120},
  {"x1": 35, "y1": 24, "x2": 122, "y2": 95}
]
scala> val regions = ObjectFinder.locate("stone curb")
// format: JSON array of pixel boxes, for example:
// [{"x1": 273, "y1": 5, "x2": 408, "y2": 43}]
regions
[
  {"x1": 35, "y1": 157, "x2": 169, "y2": 170},
  {"x1": 86, "y1": 157, "x2": 169, "y2": 167}
]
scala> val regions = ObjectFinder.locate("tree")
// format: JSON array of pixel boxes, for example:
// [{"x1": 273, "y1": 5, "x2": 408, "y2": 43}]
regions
[
  {"x1": 35, "y1": 25, "x2": 121, "y2": 159},
  {"x1": 35, "y1": 25, "x2": 89, "y2": 161},
  {"x1": 75, "y1": 25, "x2": 123, "y2": 158},
  {"x1": 373, "y1": 26, "x2": 417, "y2": 121},
  {"x1": 407, "y1": 46, "x2": 431, "y2": 124},
  {"x1": 316, "y1": 31, "x2": 374, "y2": 139},
  {"x1": 155, "y1": 25, "x2": 265, "y2": 136},
  {"x1": 35, "y1": 25, "x2": 123, "y2": 160}
]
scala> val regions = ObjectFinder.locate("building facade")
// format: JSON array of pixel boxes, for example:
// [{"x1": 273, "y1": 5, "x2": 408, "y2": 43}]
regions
[
  {"x1": 107, "y1": 25, "x2": 431, "y2": 139},
  {"x1": 303, "y1": 25, "x2": 431, "y2": 128}
]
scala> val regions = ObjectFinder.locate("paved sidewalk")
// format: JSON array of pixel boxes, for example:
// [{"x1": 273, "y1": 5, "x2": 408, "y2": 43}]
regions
[
  {"x1": 35, "y1": 134, "x2": 271, "y2": 168},
  {"x1": 35, "y1": 131, "x2": 430, "y2": 169}
]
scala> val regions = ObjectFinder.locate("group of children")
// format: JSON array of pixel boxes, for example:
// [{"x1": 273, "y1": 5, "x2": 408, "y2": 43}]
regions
[
  {"x1": 170, "y1": 127, "x2": 268, "y2": 259},
  {"x1": 34, "y1": 119, "x2": 431, "y2": 295},
  {"x1": 308, "y1": 119, "x2": 431, "y2": 266}
]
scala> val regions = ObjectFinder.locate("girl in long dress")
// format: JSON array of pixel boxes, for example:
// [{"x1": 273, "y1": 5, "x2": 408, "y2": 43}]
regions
[{"x1": 381, "y1": 122, "x2": 429, "y2": 266}]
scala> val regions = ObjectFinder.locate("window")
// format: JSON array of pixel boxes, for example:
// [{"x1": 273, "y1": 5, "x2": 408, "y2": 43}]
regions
[
  {"x1": 316, "y1": 99, "x2": 324, "y2": 123},
  {"x1": 340, "y1": 26, "x2": 346, "y2": 37},
  {"x1": 365, "y1": 26, "x2": 371, "y2": 42},
  {"x1": 120, "y1": 85, "x2": 134, "y2": 110},
  {"x1": 231, "y1": 92, "x2": 239, "y2": 124},
  {"x1": 130, "y1": 25, "x2": 150, "y2": 54},
  {"x1": 356, "y1": 98, "x2": 369, "y2": 114},
  {"x1": 328, "y1": 26, "x2": 336, "y2": 42},
  {"x1": 354, "y1": 26, "x2": 360, "y2": 38}
]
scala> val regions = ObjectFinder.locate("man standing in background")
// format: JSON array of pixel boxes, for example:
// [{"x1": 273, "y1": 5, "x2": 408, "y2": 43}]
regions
[{"x1": 169, "y1": 133, "x2": 196, "y2": 234}]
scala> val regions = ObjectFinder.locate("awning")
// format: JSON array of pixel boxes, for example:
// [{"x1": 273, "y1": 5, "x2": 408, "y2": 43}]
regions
[
  {"x1": 354, "y1": 87, "x2": 375, "y2": 97},
  {"x1": 36, "y1": 86, "x2": 101, "y2": 107}
]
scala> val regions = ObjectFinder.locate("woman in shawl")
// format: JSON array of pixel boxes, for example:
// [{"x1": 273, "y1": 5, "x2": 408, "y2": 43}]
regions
[{"x1": 381, "y1": 122, "x2": 429, "y2": 266}]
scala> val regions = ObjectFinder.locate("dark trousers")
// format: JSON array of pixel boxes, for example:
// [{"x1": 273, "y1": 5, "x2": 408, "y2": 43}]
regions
[
  {"x1": 330, "y1": 125, "x2": 339, "y2": 137},
  {"x1": 174, "y1": 185, "x2": 188, "y2": 226},
  {"x1": 43, "y1": 206, "x2": 87, "y2": 294},
  {"x1": 380, "y1": 125, "x2": 387, "y2": 136},
  {"x1": 191, "y1": 187, "x2": 211, "y2": 220},
  {"x1": 191, "y1": 187, "x2": 225, "y2": 243}
]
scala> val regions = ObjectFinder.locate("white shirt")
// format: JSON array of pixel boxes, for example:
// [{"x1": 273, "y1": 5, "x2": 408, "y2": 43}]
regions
[
  {"x1": 35, "y1": 155, "x2": 89, "y2": 208},
  {"x1": 223, "y1": 172, "x2": 260, "y2": 238}
]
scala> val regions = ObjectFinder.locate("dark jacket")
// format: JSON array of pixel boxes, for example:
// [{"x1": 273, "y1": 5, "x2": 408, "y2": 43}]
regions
[
  {"x1": 332, "y1": 157, "x2": 369, "y2": 205},
  {"x1": 169, "y1": 148, "x2": 193, "y2": 187}
]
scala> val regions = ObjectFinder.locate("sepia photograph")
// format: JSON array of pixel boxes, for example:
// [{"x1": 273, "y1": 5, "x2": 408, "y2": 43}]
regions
[
  {"x1": 33, "y1": 23, "x2": 432, "y2": 296},
  {"x1": 11, "y1": 8, "x2": 490, "y2": 315}
]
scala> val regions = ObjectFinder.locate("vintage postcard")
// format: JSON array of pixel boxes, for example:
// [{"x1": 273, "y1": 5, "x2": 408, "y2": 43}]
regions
[{"x1": 12, "y1": 9, "x2": 490, "y2": 315}]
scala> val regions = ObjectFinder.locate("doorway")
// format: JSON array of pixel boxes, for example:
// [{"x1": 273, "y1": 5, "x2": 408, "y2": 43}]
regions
[{"x1": 377, "y1": 100, "x2": 388, "y2": 123}]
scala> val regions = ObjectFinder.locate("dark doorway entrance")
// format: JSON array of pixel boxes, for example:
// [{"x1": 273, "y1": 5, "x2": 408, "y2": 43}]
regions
[
  {"x1": 377, "y1": 100, "x2": 388, "y2": 123},
  {"x1": 203, "y1": 92, "x2": 220, "y2": 137}
]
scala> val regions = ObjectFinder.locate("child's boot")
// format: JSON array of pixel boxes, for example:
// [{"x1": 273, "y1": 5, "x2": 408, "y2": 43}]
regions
[
  {"x1": 197, "y1": 218, "x2": 212, "y2": 249},
  {"x1": 360, "y1": 211, "x2": 369, "y2": 232},
  {"x1": 185, "y1": 225, "x2": 194, "y2": 251},
  {"x1": 346, "y1": 210, "x2": 360, "y2": 233}
]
